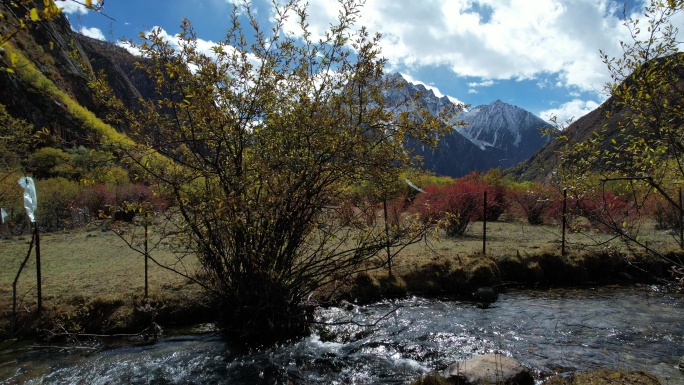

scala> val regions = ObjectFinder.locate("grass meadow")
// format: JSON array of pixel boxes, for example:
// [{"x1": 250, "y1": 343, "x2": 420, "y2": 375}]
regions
[
  {"x1": 0, "y1": 216, "x2": 679, "y2": 337},
  {"x1": 0, "y1": 221, "x2": 202, "y2": 336}
]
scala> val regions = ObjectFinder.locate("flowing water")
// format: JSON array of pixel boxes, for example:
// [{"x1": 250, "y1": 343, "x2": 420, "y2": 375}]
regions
[{"x1": 1, "y1": 285, "x2": 683, "y2": 384}]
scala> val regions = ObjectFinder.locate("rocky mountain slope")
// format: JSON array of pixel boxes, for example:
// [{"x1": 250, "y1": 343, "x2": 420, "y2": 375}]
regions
[
  {"x1": 457, "y1": 99, "x2": 550, "y2": 161},
  {"x1": 506, "y1": 99, "x2": 621, "y2": 182},
  {"x1": 0, "y1": 3, "x2": 153, "y2": 145},
  {"x1": 510, "y1": 53, "x2": 684, "y2": 182}
]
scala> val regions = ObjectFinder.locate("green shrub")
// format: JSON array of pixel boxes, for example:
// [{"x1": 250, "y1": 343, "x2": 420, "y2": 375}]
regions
[
  {"x1": 536, "y1": 253, "x2": 588, "y2": 285},
  {"x1": 469, "y1": 259, "x2": 500, "y2": 287},
  {"x1": 28, "y1": 147, "x2": 73, "y2": 179},
  {"x1": 0, "y1": 171, "x2": 30, "y2": 235},
  {"x1": 402, "y1": 259, "x2": 468, "y2": 296},
  {"x1": 0, "y1": 171, "x2": 23, "y2": 207},
  {"x1": 509, "y1": 182, "x2": 559, "y2": 225},
  {"x1": 85, "y1": 165, "x2": 130, "y2": 185},
  {"x1": 36, "y1": 177, "x2": 80, "y2": 230}
]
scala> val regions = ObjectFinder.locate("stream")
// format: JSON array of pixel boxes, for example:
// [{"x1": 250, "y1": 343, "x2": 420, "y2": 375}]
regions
[{"x1": 1, "y1": 285, "x2": 683, "y2": 384}]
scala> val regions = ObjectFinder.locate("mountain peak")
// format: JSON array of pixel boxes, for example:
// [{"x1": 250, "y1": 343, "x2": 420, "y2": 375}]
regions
[
  {"x1": 382, "y1": 73, "x2": 453, "y2": 117},
  {"x1": 391, "y1": 75, "x2": 552, "y2": 178},
  {"x1": 456, "y1": 99, "x2": 551, "y2": 152},
  {"x1": 484, "y1": 99, "x2": 517, "y2": 111}
]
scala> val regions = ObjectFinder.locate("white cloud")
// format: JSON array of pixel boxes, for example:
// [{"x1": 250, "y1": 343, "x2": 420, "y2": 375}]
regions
[
  {"x1": 127, "y1": 27, "x2": 221, "y2": 59},
  {"x1": 224, "y1": 0, "x2": 251, "y2": 15},
  {"x1": 536, "y1": 79, "x2": 551, "y2": 89},
  {"x1": 447, "y1": 96, "x2": 463, "y2": 105},
  {"x1": 273, "y1": 0, "x2": 338, "y2": 37},
  {"x1": 539, "y1": 99, "x2": 601, "y2": 126},
  {"x1": 275, "y1": 0, "x2": 645, "y2": 97},
  {"x1": 116, "y1": 27, "x2": 261, "y2": 71},
  {"x1": 79, "y1": 27, "x2": 105, "y2": 41},
  {"x1": 116, "y1": 40, "x2": 142, "y2": 56},
  {"x1": 58, "y1": 0, "x2": 89, "y2": 15},
  {"x1": 467, "y1": 80, "x2": 495, "y2": 88},
  {"x1": 76, "y1": 0, "x2": 666, "y2": 122}
]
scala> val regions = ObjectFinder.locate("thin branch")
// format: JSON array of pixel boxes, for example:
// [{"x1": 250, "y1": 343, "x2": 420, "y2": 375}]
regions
[{"x1": 311, "y1": 304, "x2": 403, "y2": 327}]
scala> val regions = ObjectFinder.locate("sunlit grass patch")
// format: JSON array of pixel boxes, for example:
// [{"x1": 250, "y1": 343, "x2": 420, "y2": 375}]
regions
[{"x1": 0, "y1": 223, "x2": 203, "y2": 337}]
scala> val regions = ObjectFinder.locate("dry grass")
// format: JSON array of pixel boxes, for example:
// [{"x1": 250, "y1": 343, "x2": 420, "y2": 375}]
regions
[
  {"x1": 388, "y1": 218, "x2": 678, "y2": 278},
  {"x1": 0, "y1": 221, "x2": 202, "y2": 336},
  {"x1": 0, "y1": 217, "x2": 678, "y2": 337}
]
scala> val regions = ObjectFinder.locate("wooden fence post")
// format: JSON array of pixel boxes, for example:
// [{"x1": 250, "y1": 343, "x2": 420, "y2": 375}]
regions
[
  {"x1": 679, "y1": 188, "x2": 683, "y2": 250},
  {"x1": 562, "y1": 189, "x2": 567, "y2": 257},
  {"x1": 383, "y1": 199, "x2": 392, "y2": 277},
  {"x1": 483, "y1": 190, "x2": 487, "y2": 256},
  {"x1": 33, "y1": 224, "x2": 42, "y2": 315},
  {"x1": 144, "y1": 221, "x2": 149, "y2": 298}
]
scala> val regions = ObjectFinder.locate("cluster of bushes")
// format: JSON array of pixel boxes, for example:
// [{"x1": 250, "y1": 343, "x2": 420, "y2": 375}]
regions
[
  {"x1": 0, "y1": 145, "x2": 167, "y2": 234},
  {"x1": 2, "y1": 152, "x2": 680, "y2": 238},
  {"x1": 344, "y1": 169, "x2": 678, "y2": 239},
  {"x1": 1, "y1": 176, "x2": 166, "y2": 233},
  {"x1": 404, "y1": 170, "x2": 562, "y2": 236}
]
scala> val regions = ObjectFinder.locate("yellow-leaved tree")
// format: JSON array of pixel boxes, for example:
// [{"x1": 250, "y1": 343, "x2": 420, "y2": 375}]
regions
[
  {"x1": 127, "y1": 0, "x2": 460, "y2": 344},
  {"x1": 557, "y1": 0, "x2": 684, "y2": 282}
]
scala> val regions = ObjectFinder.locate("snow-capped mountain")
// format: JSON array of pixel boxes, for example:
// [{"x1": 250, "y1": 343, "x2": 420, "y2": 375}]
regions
[
  {"x1": 456, "y1": 99, "x2": 552, "y2": 165},
  {"x1": 382, "y1": 73, "x2": 454, "y2": 117},
  {"x1": 384, "y1": 74, "x2": 551, "y2": 177}
]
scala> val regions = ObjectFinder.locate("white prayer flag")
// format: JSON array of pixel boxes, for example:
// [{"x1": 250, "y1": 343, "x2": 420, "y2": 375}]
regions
[
  {"x1": 18, "y1": 176, "x2": 38, "y2": 223},
  {"x1": 404, "y1": 178, "x2": 425, "y2": 194},
  {"x1": 1, "y1": 208, "x2": 6, "y2": 224}
]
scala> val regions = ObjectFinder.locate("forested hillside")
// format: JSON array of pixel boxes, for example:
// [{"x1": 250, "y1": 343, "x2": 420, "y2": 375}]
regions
[{"x1": 0, "y1": 1, "x2": 161, "y2": 231}]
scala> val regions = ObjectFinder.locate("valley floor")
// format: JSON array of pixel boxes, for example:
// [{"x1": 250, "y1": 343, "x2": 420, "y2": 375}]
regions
[{"x1": 0, "y1": 219, "x2": 678, "y2": 341}]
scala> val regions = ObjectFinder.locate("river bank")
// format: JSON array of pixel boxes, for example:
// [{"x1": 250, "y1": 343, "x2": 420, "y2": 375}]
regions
[
  {"x1": 1, "y1": 221, "x2": 682, "y2": 385},
  {"x1": 2, "y1": 248, "x2": 677, "y2": 343},
  {"x1": 2, "y1": 286, "x2": 682, "y2": 384}
]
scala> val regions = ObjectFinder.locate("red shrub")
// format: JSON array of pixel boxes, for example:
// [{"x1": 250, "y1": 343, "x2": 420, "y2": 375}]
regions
[
  {"x1": 76, "y1": 184, "x2": 117, "y2": 215},
  {"x1": 75, "y1": 183, "x2": 168, "y2": 219},
  {"x1": 458, "y1": 171, "x2": 508, "y2": 221},
  {"x1": 648, "y1": 195, "x2": 682, "y2": 231},
  {"x1": 573, "y1": 191, "x2": 633, "y2": 233},
  {"x1": 413, "y1": 179, "x2": 483, "y2": 237},
  {"x1": 509, "y1": 183, "x2": 560, "y2": 225},
  {"x1": 114, "y1": 184, "x2": 169, "y2": 212},
  {"x1": 481, "y1": 184, "x2": 508, "y2": 221}
]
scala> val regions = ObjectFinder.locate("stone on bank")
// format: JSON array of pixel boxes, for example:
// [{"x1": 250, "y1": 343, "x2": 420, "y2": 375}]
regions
[{"x1": 443, "y1": 354, "x2": 533, "y2": 385}]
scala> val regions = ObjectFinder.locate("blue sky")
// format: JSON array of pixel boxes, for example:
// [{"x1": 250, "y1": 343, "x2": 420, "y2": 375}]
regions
[{"x1": 59, "y1": 0, "x2": 670, "y2": 124}]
